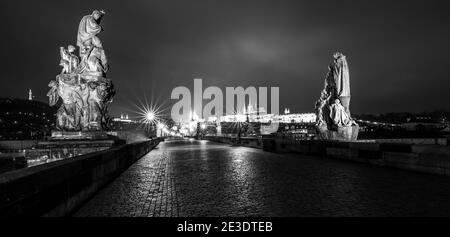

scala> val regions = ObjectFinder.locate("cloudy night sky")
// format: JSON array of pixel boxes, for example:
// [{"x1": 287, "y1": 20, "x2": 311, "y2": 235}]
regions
[{"x1": 1, "y1": 0, "x2": 449, "y2": 118}]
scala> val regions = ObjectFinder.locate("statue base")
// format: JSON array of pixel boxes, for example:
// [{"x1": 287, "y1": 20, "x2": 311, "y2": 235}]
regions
[{"x1": 316, "y1": 124, "x2": 359, "y2": 141}]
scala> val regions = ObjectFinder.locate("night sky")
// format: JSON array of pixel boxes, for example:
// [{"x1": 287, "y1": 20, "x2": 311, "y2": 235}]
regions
[{"x1": 1, "y1": 0, "x2": 449, "y2": 118}]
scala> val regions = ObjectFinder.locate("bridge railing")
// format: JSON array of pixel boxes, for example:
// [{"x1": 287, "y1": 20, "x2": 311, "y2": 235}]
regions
[
  {"x1": 205, "y1": 135, "x2": 450, "y2": 178},
  {"x1": 0, "y1": 138, "x2": 162, "y2": 217}
]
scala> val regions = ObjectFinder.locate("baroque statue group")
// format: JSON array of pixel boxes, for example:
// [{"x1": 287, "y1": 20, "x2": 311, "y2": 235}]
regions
[
  {"x1": 47, "y1": 10, "x2": 115, "y2": 132},
  {"x1": 315, "y1": 52, "x2": 358, "y2": 140}
]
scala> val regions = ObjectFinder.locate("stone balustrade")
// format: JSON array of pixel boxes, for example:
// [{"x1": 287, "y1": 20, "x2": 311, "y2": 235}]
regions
[{"x1": 0, "y1": 138, "x2": 162, "y2": 216}]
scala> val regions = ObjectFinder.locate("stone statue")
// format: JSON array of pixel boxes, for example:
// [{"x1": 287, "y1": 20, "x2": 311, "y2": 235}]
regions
[
  {"x1": 78, "y1": 46, "x2": 108, "y2": 79},
  {"x1": 50, "y1": 77, "x2": 84, "y2": 130},
  {"x1": 333, "y1": 52, "x2": 351, "y2": 116},
  {"x1": 47, "y1": 80, "x2": 59, "y2": 106},
  {"x1": 47, "y1": 10, "x2": 115, "y2": 135},
  {"x1": 77, "y1": 10, "x2": 105, "y2": 49},
  {"x1": 315, "y1": 89, "x2": 331, "y2": 127},
  {"x1": 59, "y1": 45, "x2": 79, "y2": 74},
  {"x1": 314, "y1": 52, "x2": 358, "y2": 141},
  {"x1": 76, "y1": 10, "x2": 108, "y2": 80},
  {"x1": 329, "y1": 99, "x2": 352, "y2": 128}
]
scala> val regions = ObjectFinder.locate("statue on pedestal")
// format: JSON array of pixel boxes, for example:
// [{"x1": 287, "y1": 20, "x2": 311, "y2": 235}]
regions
[
  {"x1": 314, "y1": 52, "x2": 358, "y2": 141},
  {"x1": 46, "y1": 10, "x2": 115, "y2": 136}
]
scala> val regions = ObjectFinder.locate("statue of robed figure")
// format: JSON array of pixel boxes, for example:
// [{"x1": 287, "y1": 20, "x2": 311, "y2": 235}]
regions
[
  {"x1": 47, "y1": 10, "x2": 115, "y2": 134},
  {"x1": 314, "y1": 52, "x2": 358, "y2": 141}
]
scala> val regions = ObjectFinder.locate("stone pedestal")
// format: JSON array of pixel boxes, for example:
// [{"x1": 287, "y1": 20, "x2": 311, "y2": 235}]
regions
[{"x1": 316, "y1": 124, "x2": 359, "y2": 141}]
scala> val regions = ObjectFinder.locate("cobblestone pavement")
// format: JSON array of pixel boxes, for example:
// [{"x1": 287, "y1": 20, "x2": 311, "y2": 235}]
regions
[{"x1": 75, "y1": 139, "x2": 450, "y2": 217}]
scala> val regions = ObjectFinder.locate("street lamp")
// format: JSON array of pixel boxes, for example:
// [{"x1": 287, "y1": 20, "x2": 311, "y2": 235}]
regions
[{"x1": 146, "y1": 111, "x2": 155, "y2": 122}]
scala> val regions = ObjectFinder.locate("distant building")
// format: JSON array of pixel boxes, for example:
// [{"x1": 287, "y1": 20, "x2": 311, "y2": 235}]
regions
[
  {"x1": 277, "y1": 113, "x2": 316, "y2": 124},
  {"x1": 219, "y1": 108, "x2": 316, "y2": 124},
  {"x1": 401, "y1": 116, "x2": 445, "y2": 132},
  {"x1": 109, "y1": 115, "x2": 155, "y2": 140},
  {"x1": 110, "y1": 114, "x2": 139, "y2": 130},
  {"x1": 206, "y1": 109, "x2": 317, "y2": 137}
]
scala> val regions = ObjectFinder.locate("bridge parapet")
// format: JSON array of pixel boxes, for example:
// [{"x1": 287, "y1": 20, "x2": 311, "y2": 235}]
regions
[
  {"x1": 205, "y1": 135, "x2": 450, "y2": 177},
  {"x1": 265, "y1": 136, "x2": 450, "y2": 177},
  {"x1": 0, "y1": 138, "x2": 162, "y2": 216}
]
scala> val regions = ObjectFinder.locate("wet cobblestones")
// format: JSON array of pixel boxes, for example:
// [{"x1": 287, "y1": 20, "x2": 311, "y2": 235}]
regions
[{"x1": 75, "y1": 139, "x2": 450, "y2": 217}]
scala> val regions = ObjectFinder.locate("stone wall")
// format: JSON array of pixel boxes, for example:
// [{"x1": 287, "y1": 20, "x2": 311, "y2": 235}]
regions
[
  {"x1": 358, "y1": 138, "x2": 447, "y2": 146},
  {"x1": 205, "y1": 135, "x2": 450, "y2": 177},
  {"x1": 263, "y1": 137, "x2": 450, "y2": 177},
  {"x1": 108, "y1": 131, "x2": 152, "y2": 144},
  {"x1": 205, "y1": 136, "x2": 262, "y2": 149},
  {"x1": 0, "y1": 138, "x2": 162, "y2": 217}
]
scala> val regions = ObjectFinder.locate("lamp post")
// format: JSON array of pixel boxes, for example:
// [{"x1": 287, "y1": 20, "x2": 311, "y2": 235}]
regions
[
  {"x1": 145, "y1": 111, "x2": 156, "y2": 137},
  {"x1": 157, "y1": 123, "x2": 165, "y2": 137}
]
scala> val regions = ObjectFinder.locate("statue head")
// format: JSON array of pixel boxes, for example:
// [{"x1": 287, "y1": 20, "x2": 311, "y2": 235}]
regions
[
  {"x1": 333, "y1": 52, "x2": 345, "y2": 60},
  {"x1": 334, "y1": 99, "x2": 341, "y2": 105},
  {"x1": 48, "y1": 80, "x2": 58, "y2": 88},
  {"x1": 92, "y1": 10, "x2": 106, "y2": 20},
  {"x1": 79, "y1": 42, "x2": 93, "y2": 56},
  {"x1": 320, "y1": 90, "x2": 328, "y2": 99},
  {"x1": 68, "y1": 45, "x2": 76, "y2": 53}
]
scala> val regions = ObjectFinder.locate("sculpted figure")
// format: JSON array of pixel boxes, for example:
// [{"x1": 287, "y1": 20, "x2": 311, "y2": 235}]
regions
[
  {"x1": 86, "y1": 82, "x2": 102, "y2": 130},
  {"x1": 59, "y1": 45, "x2": 79, "y2": 74},
  {"x1": 56, "y1": 102, "x2": 78, "y2": 130},
  {"x1": 332, "y1": 52, "x2": 351, "y2": 116},
  {"x1": 77, "y1": 10, "x2": 105, "y2": 50},
  {"x1": 315, "y1": 90, "x2": 331, "y2": 128},
  {"x1": 59, "y1": 78, "x2": 84, "y2": 130},
  {"x1": 95, "y1": 80, "x2": 115, "y2": 130},
  {"x1": 79, "y1": 46, "x2": 108, "y2": 78},
  {"x1": 47, "y1": 80, "x2": 59, "y2": 106},
  {"x1": 47, "y1": 10, "x2": 114, "y2": 133},
  {"x1": 315, "y1": 52, "x2": 356, "y2": 130},
  {"x1": 329, "y1": 99, "x2": 352, "y2": 128},
  {"x1": 78, "y1": 83, "x2": 90, "y2": 130},
  {"x1": 76, "y1": 10, "x2": 108, "y2": 80},
  {"x1": 324, "y1": 65, "x2": 336, "y2": 99}
]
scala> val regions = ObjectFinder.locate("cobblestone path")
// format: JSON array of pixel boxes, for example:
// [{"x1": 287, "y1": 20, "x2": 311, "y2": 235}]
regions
[{"x1": 75, "y1": 139, "x2": 450, "y2": 217}]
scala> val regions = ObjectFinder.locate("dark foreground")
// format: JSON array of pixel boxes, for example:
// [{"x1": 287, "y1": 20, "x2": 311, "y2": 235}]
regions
[{"x1": 75, "y1": 139, "x2": 450, "y2": 217}]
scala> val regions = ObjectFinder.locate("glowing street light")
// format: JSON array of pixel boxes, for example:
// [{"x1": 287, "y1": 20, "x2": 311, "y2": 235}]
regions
[
  {"x1": 133, "y1": 96, "x2": 165, "y2": 134},
  {"x1": 146, "y1": 111, "x2": 155, "y2": 122}
]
